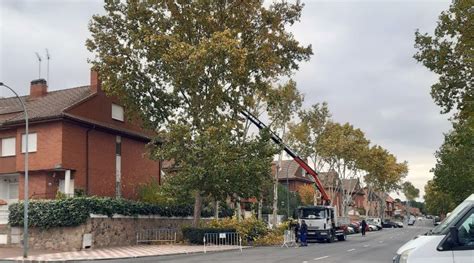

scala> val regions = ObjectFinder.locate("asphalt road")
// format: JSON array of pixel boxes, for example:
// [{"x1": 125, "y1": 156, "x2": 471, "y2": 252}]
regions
[{"x1": 83, "y1": 219, "x2": 433, "y2": 263}]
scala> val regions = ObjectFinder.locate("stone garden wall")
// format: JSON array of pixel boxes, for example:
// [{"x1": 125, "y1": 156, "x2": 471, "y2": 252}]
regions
[{"x1": 4, "y1": 215, "x2": 203, "y2": 251}]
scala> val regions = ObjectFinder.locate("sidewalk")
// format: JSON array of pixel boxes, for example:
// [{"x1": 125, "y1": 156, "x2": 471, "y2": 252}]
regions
[
  {"x1": 1, "y1": 244, "x2": 242, "y2": 262},
  {"x1": 0, "y1": 247, "x2": 50, "y2": 260}
]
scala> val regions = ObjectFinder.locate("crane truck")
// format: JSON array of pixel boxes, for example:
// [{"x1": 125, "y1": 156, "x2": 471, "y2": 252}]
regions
[{"x1": 242, "y1": 110, "x2": 348, "y2": 242}]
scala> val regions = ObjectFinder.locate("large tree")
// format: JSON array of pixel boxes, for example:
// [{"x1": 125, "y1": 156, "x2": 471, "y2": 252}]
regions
[
  {"x1": 402, "y1": 181, "x2": 420, "y2": 218},
  {"x1": 265, "y1": 80, "x2": 303, "y2": 227},
  {"x1": 414, "y1": 0, "x2": 473, "y2": 118},
  {"x1": 287, "y1": 102, "x2": 332, "y2": 171},
  {"x1": 87, "y1": 0, "x2": 312, "y2": 225},
  {"x1": 424, "y1": 179, "x2": 456, "y2": 217},
  {"x1": 363, "y1": 146, "x2": 408, "y2": 220},
  {"x1": 317, "y1": 122, "x2": 370, "y2": 216},
  {"x1": 431, "y1": 117, "x2": 474, "y2": 205},
  {"x1": 402, "y1": 181, "x2": 420, "y2": 202},
  {"x1": 414, "y1": 0, "x2": 473, "y2": 208}
]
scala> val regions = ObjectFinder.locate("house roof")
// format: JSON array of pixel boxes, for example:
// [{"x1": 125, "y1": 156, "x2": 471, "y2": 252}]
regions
[
  {"x1": 318, "y1": 170, "x2": 339, "y2": 186},
  {"x1": 341, "y1": 178, "x2": 360, "y2": 192},
  {"x1": 273, "y1": 160, "x2": 314, "y2": 183},
  {"x1": 0, "y1": 85, "x2": 151, "y2": 141},
  {"x1": 0, "y1": 86, "x2": 93, "y2": 126}
]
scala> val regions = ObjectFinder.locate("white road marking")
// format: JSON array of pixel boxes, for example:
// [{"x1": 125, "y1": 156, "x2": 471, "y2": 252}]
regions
[
  {"x1": 363, "y1": 244, "x2": 370, "y2": 247},
  {"x1": 314, "y1": 256, "x2": 329, "y2": 261},
  {"x1": 379, "y1": 241, "x2": 384, "y2": 243},
  {"x1": 347, "y1": 249, "x2": 356, "y2": 252},
  {"x1": 303, "y1": 261, "x2": 308, "y2": 263}
]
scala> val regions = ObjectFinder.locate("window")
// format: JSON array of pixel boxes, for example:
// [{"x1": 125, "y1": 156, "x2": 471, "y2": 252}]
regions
[
  {"x1": 21, "y1": 133, "x2": 37, "y2": 153},
  {"x1": 112, "y1": 104, "x2": 124, "y2": 121},
  {"x1": 1, "y1": 137, "x2": 16, "y2": 157},
  {"x1": 457, "y1": 210, "x2": 474, "y2": 247}
]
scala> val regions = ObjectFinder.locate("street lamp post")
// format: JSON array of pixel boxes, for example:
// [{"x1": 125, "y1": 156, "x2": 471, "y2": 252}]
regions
[{"x1": 0, "y1": 82, "x2": 29, "y2": 258}]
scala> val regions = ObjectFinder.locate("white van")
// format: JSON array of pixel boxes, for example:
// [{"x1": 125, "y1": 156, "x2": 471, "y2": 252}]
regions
[{"x1": 393, "y1": 194, "x2": 474, "y2": 263}]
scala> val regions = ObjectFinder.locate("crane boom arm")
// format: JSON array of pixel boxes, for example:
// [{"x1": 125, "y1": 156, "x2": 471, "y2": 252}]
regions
[{"x1": 241, "y1": 110, "x2": 330, "y2": 204}]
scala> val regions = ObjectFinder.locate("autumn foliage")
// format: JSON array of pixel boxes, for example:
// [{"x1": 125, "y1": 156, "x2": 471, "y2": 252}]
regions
[{"x1": 298, "y1": 184, "x2": 316, "y2": 205}]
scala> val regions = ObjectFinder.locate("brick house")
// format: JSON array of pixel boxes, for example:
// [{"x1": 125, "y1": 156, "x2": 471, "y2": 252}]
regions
[
  {"x1": 0, "y1": 71, "x2": 160, "y2": 224},
  {"x1": 272, "y1": 160, "x2": 314, "y2": 192}
]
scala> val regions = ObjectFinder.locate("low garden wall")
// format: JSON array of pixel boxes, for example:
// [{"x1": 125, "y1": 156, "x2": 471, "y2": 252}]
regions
[
  {"x1": 8, "y1": 215, "x2": 201, "y2": 251},
  {"x1": 3, "y1": 197, "x2": 229, "y2": 251}
]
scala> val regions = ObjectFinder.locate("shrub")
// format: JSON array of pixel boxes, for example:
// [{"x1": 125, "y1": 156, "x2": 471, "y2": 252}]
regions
[
  {"x1": 253, "y1": 230, "x2": 284, "y2": 246},
  {"x1": 182, "y1": 227, "x2": 236, "y2": 244},
  {"x1": 8, "y1": 197, "x2": 209, "y2": 228},
  {"x1": 207, "y1": 217, "x2": 268, "y2": 243}
]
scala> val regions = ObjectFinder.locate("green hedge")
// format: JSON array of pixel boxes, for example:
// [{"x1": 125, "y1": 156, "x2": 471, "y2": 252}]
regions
[
  {"x1": 182, "y1": 227, "x2": 236, "y2": 244},
  {"x1": 8, "y1": 197, "x2": 232, "y2": 229}
]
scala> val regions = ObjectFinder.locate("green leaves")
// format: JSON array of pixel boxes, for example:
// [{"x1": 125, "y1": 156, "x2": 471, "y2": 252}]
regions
[
  {"x1": 363, "y1": 145, "x2": 408, "y2": 193},
  {"x1": 431, "y1": 117, "x2": 474, "y2": 205},
  {"x1": 87, "y1": 0, "x2": 312, "y2": 129},
  {"x1": 414, "y1": 0, "x2": 473, "y2": 116},
  {"x1": 415, "y1": 0, "x2": 473, "y2": 210},
  {"x1": 402, "y1": 181, "x2": 420, "y2": 201},
  {"x1": 7, "y1": 197, "x2": 223, "y2": 229}
]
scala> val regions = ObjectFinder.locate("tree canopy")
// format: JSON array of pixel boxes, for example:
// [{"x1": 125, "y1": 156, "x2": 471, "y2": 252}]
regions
[
  {"x1": 414, "y1": 0, "x2": 473, "y2": 117},
  {"x1": 415, "y1": 0, "x2": 473, "y2": 210},
  {"x1": 87, "y1": 0, "x2": 312, "y2": 225},
  {"x1": 402, "y1": 181, "x2": 420, "y2": 201}
]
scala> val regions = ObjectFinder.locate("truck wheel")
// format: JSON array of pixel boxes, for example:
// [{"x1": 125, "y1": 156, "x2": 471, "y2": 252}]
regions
[
  {"x1": 326, "y1": 234, "x2": 333, "y2": 243},
  {"x1": 337, "y1": 233, "x2": 346, "y2": 241}
]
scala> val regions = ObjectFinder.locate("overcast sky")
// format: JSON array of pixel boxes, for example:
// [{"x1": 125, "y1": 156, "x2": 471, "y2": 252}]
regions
[{"x1": 0, "y1": 0, "x2": 452, "y2": 200}]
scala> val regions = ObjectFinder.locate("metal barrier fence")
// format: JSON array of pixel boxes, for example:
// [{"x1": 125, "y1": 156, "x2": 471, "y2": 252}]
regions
[
  {"x1": 136, "y1": 228, "x2": 177, "y2": 244},
  {"x1": 282, "y1": 230, "x2": 297, "y2": 247},
  {"x1": 203, "y1": 232, "x2": 242, "y2": 253}
]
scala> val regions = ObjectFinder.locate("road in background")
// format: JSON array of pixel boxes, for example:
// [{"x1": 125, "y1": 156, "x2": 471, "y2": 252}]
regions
[{"x1": 82, "y1": 219, "x2": 434, "y2": 263}]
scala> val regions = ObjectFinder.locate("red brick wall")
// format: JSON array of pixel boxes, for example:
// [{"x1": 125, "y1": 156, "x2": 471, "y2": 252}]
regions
[
  {"x1": 61, "y1": 121, "x2": 159, "y2": 199},
  {"x1": 18, "y1": 171, "x2": 57, "y2": 199},
  {"x1": 61, "y1": 122, "x2": 87, "y2": 193},
  {"x1": 0, "y1": 129, "x2": 17, "y2": 174},
  {"x1": 15, "y1": 122, "x2": 63, "y2": 172},
  {"x1": 66, "y1": 92, "x2": 145, "y2": 134},
  {"x1": 121, "y1": 137, "x2": 159, "y2": 199},
  {"x1": 88, "y1": 129, "x2": 117, "y2": 197}
]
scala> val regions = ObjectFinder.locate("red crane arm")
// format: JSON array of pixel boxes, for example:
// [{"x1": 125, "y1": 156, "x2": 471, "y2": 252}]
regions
[{"x1": 241, "y1": 110, "x2": 331, "y2": 204}]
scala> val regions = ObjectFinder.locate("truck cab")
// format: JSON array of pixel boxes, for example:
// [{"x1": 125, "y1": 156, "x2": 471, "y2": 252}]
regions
[
  {"x1": 297, "y1": 205, "x2": 347, "y2": 242},
  {"x1": 393, "y1": 194, "x2": 474, "y2": 263}
]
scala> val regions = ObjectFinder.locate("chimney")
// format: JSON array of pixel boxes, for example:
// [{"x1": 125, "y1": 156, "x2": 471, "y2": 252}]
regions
[
  {"x1": 30, "y1": 79, "x2": 48, "y2": 98},
  {"x1": 90, "y1": 69, "x2": 102, "y2": 93}
]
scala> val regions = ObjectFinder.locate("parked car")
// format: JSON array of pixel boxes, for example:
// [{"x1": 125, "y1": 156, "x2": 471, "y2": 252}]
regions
[
  {"x1": 395, "y1": 221, "x2": 404, "y2": 228},
  {"x1": 368, "y1": 224, "x2": 379, "y2": 231},
  {"x1": 367, "y1": 218, "x2": 383, "y2": 230},
  {"x1": 382, "y1": 221, "x2": 399, "y2": 228},
  {"x1": 346, "y1": 226, "x2": 355, "y2": 234},
  {"x1": 408, "y1": 216, "x2": 416, "y2": 225},
  {"x1": 350, "y1": 222, "x2": 360, "y2": 233}
]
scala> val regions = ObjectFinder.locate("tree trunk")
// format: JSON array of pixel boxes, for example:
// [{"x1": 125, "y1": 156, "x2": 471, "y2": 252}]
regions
[
  {"x1": 272, "y1": 164, "x2": 280, "y2": 228},
  {"x1": 214, "y1": 200, "x2": 219, "y2": 219},
  {"x1": 193, "y1": 192, "x2": 202, "y2": 227},
  {"x1": 236, "y1": 198, "x2": 242, "y2": 222},
  {"x1": 380, "y1": 199, "x2": 385, "y2": 221},
  {"x1": 258, "y1": 197, "x2": 263, "y2": 220}
]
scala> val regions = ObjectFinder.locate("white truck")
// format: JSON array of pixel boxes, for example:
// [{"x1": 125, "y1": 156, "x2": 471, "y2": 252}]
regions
[
  {"x1": 297, "y1": 205, "x2": 348, "y2": 242},
  {"x1": 393, "y1": 194, "x2": 474, "y2": 263}
]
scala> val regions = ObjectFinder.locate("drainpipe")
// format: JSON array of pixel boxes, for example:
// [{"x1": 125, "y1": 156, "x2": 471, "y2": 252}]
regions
[{"x1": 85, "y1": 125, "x2": 95, "y2": 195}]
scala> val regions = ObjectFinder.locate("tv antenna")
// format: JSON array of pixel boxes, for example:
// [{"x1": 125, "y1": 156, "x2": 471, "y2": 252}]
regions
[
  {"x1": 35, "y1": 52, "x2": 42, "y2": 79},
  {"x1": 45, "y1": 49, "x2": 50, "y2": 83}
]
